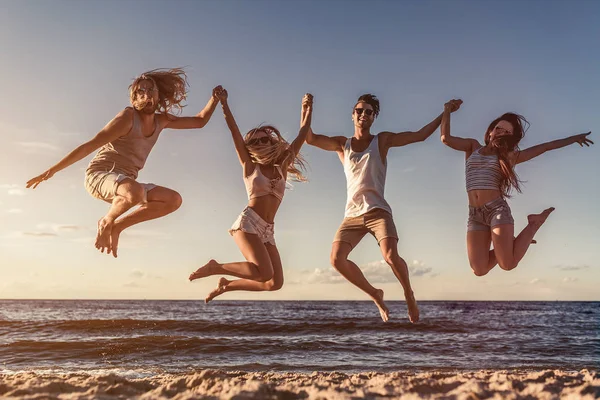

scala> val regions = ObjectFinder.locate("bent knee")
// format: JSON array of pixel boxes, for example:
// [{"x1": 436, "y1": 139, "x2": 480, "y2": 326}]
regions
[
  {"x1": 498, "y1": 260, "x2": 518, "y2": 271},
  {"x1": 257, "y1": 270, "x2": 274, "y2": 282},
  {"x1": 168, "y1": 191, "x2": 183, "y2": 211},
  {"x1": 469, "y1": 262, "x2": 489, "y2": 277},
  {"x1": 330, "y1": 250, "x2": 348, "y2": 268},
  {"x1": 264, "y1": 278, "x2": 283, "y2": 291}
]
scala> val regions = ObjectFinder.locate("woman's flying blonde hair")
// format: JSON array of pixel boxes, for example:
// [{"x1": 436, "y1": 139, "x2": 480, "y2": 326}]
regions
[
  {"x1": 129, "y1": 68, "x2": 189, "y2": 115},
  {"x1": 244, "y1": 125, "x2": 308, "y2": 182}
]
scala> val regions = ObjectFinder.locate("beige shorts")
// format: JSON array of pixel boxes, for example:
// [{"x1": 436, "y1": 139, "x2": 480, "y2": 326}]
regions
[
  {"x1": 84, "y1": 170, "x2": 156, "y2": 204},
  {"x1": 229, "y1": 207, "x2": 276, "y2": 246},
  {"x1": 333, "y1": 208, "x2": 398, "y2": 249}
]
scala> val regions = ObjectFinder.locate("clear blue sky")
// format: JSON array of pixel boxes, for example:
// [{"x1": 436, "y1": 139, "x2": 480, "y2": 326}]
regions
[{"x1": 0, "y1": 0, "x2": 598, "y2": 300}]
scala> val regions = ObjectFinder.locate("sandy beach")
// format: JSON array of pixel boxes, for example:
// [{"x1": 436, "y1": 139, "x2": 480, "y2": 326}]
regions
[{"x1": 0, "y1": 369, "x2": 597, "y2": 399}]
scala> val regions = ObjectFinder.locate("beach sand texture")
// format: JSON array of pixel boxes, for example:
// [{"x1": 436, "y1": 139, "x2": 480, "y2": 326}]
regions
[{"x1": 0, "y1": 369, "x2": 598, "y2": 399}]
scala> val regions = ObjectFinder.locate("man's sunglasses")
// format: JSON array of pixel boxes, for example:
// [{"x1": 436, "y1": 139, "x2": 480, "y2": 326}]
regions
[
  {"x1": 248, "y1": 136, "x2": 272, "y2": 146},
  {"x1": 354, "y1": 108, "x2": 374, "y2": 116}
]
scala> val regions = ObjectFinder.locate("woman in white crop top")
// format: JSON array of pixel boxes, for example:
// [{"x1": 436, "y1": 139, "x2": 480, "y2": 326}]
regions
[
  {"x1": 441, "y1": 100, "x2": 593, "y2": 277},
  {"x1": 189, "y1": 91, "x2": 313, "y2": 302}
]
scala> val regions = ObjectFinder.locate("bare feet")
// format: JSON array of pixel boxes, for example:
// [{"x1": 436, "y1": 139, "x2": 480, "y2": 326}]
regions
[
  {"x1": 189, "y1": 259, "x2": 219, "y2": 282},
  {"x1": 371, "y1": 289, "x2": 390, "y2": 322},
  {"x1": 109, "y1": 226, "x2": 123, "y2": 258},
  {"x1": 527, "y1": 207, "x2": 555, "y2": 230},
  {"x1": 205, "y1": 277, "x2": 229, "y2": 303},
  {"x1": 95, "y1": 218, "x2": 113, "y2": 254},
  {"x1": 405, "y1": 291, "x2": 420, "y2": 323}
]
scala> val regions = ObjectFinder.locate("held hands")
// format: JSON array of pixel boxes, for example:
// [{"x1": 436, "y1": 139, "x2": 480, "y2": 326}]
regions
[
  {"x1": 212, "y1": 85, "x2": 226, "y2": 103},
  {"x1": 301, "y1": 93, "x2": 313, "y2": 124},
  {"x1": 26, "y1": 169, "x2": 55, "y2": 189},
  {"x1": 571, "y1": 132, "x2": 593, "y2": 147},
  {"x1": 444, "y1": 99, "x2": 463, "y2": 113}
]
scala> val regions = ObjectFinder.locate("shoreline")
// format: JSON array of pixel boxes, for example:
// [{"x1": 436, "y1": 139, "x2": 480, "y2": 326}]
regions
[{"x1": 1, "y1": 368, "x2": 597, "y2": 399}]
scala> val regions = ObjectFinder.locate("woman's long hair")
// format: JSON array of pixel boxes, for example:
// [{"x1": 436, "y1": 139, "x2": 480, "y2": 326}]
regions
[
  {"x1": 484, "y1": 112, "x2": 529, "y2": 197},
  {"x1": 244, "y1": 125, "x2": 308, "y2": 182},
  {"x1": 129, "y1": 68, "x2": 188, "y2": 115}
]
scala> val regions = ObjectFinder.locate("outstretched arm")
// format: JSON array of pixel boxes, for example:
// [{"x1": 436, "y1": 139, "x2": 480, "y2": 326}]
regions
[
  {"x1": 440, "y1": 99, "x2": 478, "y2": 152},
  {"x1": 383, "y1": 99, "x2": 463, "y2": 148},
  {"x1": 219, "y1": 89, "x2": 252, "y2": 167},
  {"x1": 289, "y1": 93, "x2": 313, "y2": 156},
  {"x1": 26, "y1": 108, "x2": 133, "y2": 189},
  {"x1": 164, "y1": 85, "x2": 222, "y2": 129},
  {"x1": 514, "y1": 132, "x2": 593, "y2": 164}
]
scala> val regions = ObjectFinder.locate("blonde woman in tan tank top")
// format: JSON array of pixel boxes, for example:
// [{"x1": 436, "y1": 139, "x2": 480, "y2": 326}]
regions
[
  {"x1": 26, "y1": 68, "x2": 223, "y2": 258},
  {"x1": 188, "y1": 91, "x2": 312, "y2": 303}
]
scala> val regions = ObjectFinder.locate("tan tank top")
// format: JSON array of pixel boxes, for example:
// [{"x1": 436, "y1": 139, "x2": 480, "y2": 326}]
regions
[{"x1": 87, "y1": 108, "x2": 164, "y2": 179}]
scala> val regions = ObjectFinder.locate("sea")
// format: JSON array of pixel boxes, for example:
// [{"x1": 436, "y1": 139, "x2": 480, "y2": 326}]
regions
[{"x1": 0, "y1": 300, "x2": 598, "y2": 376}]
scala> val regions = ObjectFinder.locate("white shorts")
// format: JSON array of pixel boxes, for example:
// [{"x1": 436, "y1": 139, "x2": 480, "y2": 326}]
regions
[{"x1": 229, "y1": 207, "x2": 276, "y2": 246}]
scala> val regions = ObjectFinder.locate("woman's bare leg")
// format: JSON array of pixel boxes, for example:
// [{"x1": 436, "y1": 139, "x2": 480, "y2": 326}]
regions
[
  {"x1": 492, "y1": 207, "x2": 555, "y2": 271},
  {"x1": 190, "y1": 231, "x2": 274, "y2": 282},
  {"x1": 205, "y1": 243, "x2": 284, "y2": 302}
]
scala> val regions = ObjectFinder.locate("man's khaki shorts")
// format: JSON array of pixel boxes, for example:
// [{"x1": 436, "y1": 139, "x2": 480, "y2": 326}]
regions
[{"x1": 333, "y1": 208, "x2": 398, "y2": 249}]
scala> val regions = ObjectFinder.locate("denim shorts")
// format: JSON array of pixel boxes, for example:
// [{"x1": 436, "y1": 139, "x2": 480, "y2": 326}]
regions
[
  {"x1": 467, "y1": 197, "x2": 514, "y2": 232},
  {"x1": 229, "y1": 207, "x2": 276, "y2": 246}
]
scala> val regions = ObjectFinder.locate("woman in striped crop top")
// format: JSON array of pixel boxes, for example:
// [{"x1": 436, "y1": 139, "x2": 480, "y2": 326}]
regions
[
  {"x1": 441, "y1": 100, "x2": 593, "y2": 277},
  {"x1": 189, "y1": 91, "x2": 313, "y2": 303}
]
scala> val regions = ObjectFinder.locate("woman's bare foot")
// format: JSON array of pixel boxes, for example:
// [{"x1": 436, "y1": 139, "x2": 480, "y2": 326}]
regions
[
  {"x1": 95, "y1": 218, "x2": 113, "y2": 254},
  {"x1": 189, "y1": 259, "x2": 220, "y2": 282},
  {"x1": 205, "y1": 277, "x2": 229, "y2": 303},
  {"x1": 527, "y1": 207, "x2": 555, "y2": 229},
  {"x1": 371, "y1": 289, "x2": 389, "y2": 322},
  {"x1": 405, "y1": 291, "x2": 419, "y2": 323}
]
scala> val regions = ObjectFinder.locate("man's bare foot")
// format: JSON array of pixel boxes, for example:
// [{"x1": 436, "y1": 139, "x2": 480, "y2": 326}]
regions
[
  {"x1": 189, "y1": 259, "x2": 219, "y2": 282},
  {"x1": 109, "y1": 226, "x2": 123, "y2": 258},
  {"x1": 405, "y1": 291, "x2": 419, "y2": 323},
  {"x1": 371, "y1": 289, "x2": 389, "y2": 322},
  {"x1": 527, "y1": 207, "x2": 555, "y2": 229},
  {"x1": 205, "y1": 277, "x2": 229, "y2": 303},
  {"x1": 95, "y1": 218, "x2": 113, "y2": 254}
]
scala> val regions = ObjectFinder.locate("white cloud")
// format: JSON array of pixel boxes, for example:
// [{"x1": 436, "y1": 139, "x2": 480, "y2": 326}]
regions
[
  {"x1": 130, "y1": 269, "x2": 144, "y2": 279},
  {"x1": 555, "y1": 265, "x2": 590, "y2": 271},
  {"x1": 0, "y1": 185, "x2": 26, "y2": 196},
  {"x1": 402, "y1": 166, "x2": 416, "y2": 173},
  {"x1": 6, "y1": 208, "x2": 23, "y2": 214},
  {"x1": 562, "y1": 277, "x2": 578, "y2": 283},
  {"x1": 123, "y1": 281, "x2": 143, "y2": 288},
  {"x1": 123, "y1": 229, "x2": 166, "y2": 238},
  {"x1": 305, "y1": 259, "x2": 434, "y2": 285},
  {"x1": 15, "y1": 141, "x2": 60, "y2": 153},
  {"x1": 530, "y1": 278, "x2": 544, "y2": 285},
  {"x1": 22, "y1": 232, "x2": 58, "y2": 238},
  {"x1": 306, "y1": 268, "x2": 346, "y2": 284},
  {"x1": 129, "y1": 269, "x2": 162, "y2": 280}
]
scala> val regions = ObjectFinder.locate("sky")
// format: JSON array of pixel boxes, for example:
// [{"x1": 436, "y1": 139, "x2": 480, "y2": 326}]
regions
[{"x1": 0, "y1": 0, "x2": 598, "y2": 301}]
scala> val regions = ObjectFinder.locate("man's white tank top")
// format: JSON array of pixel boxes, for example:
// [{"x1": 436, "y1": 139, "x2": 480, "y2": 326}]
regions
[{"x1": 342, "y1": 134, "x2": 392, "y2": 218}]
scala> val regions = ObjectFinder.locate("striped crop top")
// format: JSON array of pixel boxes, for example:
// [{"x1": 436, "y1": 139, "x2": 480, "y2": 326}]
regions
[
  {"x1": 465, "y1": 147, "x2": 503, "y2": 192},
  {"x1": 244, "y1": 164, "x2": 286, "y2": 201}
]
